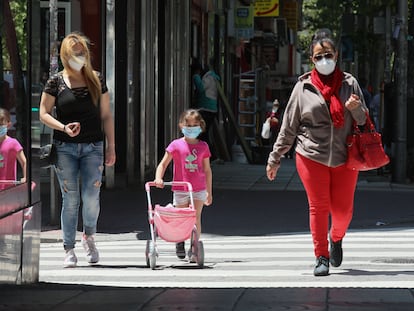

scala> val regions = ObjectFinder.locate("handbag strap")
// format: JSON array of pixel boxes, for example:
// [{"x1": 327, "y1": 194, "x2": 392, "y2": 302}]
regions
[{"x1": 352, "y1": 111, "x2": 375, "y2": 133}]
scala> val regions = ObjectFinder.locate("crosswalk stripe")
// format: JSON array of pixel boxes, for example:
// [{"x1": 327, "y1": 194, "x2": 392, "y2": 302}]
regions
[
  {"x1": 39, "y1": 228, "x2": 414, "y2": 288},
  {"x1": 40, "y1": 251, "x2": 413, "y2": 259},
  {"x1": 40, "y1": 259, "x2": 402, "y2": 267}
]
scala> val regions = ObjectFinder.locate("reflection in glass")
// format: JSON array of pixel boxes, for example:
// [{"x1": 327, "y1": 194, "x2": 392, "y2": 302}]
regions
[
  {"x1": 0, "y1": 107, "x2": 27, "y2": 190},
  {"x1": 1, "y1": 0, "x2": 28, "y2": 191}
]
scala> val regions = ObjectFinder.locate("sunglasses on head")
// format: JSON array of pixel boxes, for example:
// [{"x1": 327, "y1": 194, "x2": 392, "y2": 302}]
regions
[
  {"x1": 73, "y1": 51, "x2": 86, "y2": 57},
  {"x1": 313, "y1": 52, "x2": 334, "y2": 61}
]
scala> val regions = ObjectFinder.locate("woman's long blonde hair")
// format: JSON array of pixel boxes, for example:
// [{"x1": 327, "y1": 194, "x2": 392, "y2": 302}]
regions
[{"x1": 60, "y1": 32, "x2": 101, "y2": 105}]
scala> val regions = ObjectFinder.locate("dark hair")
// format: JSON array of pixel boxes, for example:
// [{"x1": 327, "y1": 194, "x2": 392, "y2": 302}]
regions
[
  {"x1": 191, "y1": 59, "x2": 203, "y2": 72},
  {"x1": 309, "y1": 29, "x2": 337, "y2": 57}
]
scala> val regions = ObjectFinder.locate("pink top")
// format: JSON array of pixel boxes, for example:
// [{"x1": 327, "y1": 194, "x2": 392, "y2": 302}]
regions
[
  {"x1": 0, "y1": 136, "x2": 23, "y2": 189},
  {"x1": 166, "y1": 138, "x2": 211, "y2": 192}
]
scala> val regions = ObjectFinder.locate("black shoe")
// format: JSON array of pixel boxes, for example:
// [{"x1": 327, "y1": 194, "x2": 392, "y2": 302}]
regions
[
  {"x1": 329, "y1": 238, "x2": 343, "y2": 267},
  {"x1": 175, "y1": 242, "x2": 186, "y2": 259},
  {"x1": 314, "y1": 256, "x2": 329, "y2": 276}
]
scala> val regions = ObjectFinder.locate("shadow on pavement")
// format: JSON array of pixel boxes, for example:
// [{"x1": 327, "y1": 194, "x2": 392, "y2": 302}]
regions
[{"x1": 96, "y1": 186, "x2": 414, "y2": 238}]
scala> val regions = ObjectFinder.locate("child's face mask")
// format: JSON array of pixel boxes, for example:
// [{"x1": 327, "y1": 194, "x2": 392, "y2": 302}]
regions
[
  {"x1": 182, "y1": 126, "x2": 202, "y2": 139},
  {"x1": 0, "y1": 125, "x2": 8, "y2": 137}
]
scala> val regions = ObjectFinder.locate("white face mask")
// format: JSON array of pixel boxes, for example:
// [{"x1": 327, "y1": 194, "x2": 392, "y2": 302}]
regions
[
  {"x1": 68, "y1": 56, "x2": 85, "y2": 72},
  {"x1": 314, "y1": 58, "x2": 336, "y2": 75}
]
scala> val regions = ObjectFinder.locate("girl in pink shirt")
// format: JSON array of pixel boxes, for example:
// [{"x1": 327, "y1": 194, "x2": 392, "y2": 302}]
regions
[{"x1": 154, "y1": 109, "x2": 212, "y2": 259}]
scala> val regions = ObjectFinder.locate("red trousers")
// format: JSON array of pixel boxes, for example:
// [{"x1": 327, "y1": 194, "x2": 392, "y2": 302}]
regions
[{"x1": 296, "y1": 153, "x2": 359, "y2": 258}]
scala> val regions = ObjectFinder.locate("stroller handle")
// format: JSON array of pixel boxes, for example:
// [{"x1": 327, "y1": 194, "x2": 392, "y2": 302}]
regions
[
  {"x1": 145, "y1": 181, "x2": 193, "y2": 192},
  {"x1": 0, "y1": 181, "x2": 36, "y2": 191},
  {"x1": 0, "y1": 180, "x2": 23, "y2": 184}
]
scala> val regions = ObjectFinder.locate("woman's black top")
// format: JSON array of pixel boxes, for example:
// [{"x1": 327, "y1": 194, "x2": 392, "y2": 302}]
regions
[{"x1": 43, "y1": 71, "x2": 108, "y2": 143}]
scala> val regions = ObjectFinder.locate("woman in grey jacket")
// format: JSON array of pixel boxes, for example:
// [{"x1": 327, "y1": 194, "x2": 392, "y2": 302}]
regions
[{"x1": 266, "y1": 30, "x2": 368, "y2": 276}]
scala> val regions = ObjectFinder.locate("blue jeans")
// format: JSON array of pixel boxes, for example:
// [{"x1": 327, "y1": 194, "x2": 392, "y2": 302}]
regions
[{"x1": 54, "y1": 140, "x2": 104, "y2": 250}]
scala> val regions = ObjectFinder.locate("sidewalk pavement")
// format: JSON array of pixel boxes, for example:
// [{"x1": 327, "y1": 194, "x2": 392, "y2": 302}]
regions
[
  {"x1": 1, "y1": 284, "x2": 413, "y2": 310},
  {"x1": 2, "y1": 158, "x2": 414, "y2": 311},
  {"x1": 212, "y1": 158, "x2": 414, "y2": 192}
]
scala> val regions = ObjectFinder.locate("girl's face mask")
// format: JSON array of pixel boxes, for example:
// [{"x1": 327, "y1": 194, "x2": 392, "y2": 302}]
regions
[
  {"x1": 182, "y1": 126, "x2": 202, "y2": 139},
  {"x1": 0, "y1": 125, "x2": 8, "y2": 137}
]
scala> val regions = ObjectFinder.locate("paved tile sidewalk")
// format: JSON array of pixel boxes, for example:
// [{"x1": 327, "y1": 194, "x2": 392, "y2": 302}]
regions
[{"x1": 212, "y1": 158, "x2": 414, "y2": 192}]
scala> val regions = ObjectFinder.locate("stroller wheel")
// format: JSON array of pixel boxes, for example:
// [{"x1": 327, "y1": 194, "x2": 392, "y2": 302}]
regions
[
  {"x1": 145, "y1": 240, "x2": 150, "y2": 266},
  {"x1": 145, "y1": 240, "x2": 157, "y2": 269},
  {"x1": 188, "y1": 240, "x2": 204, "y2": 267},
  {"x1": 196, "y1": 241, "x2": 204, "y2": 267},
  {"x1": 188, "y1": 228, "x2": 198, "y2": 263}
]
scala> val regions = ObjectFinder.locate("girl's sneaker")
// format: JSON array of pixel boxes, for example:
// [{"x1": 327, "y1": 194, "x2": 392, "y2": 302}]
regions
[
  {"x1": 63, "y1": 249, "x2": 77, "y2": 268},
  {"x1": 175, "y1": 242, "x2": 186, "y2": 259},
  {"x1": 82, "y1": 235, "x2": 99, "y2": 264}
]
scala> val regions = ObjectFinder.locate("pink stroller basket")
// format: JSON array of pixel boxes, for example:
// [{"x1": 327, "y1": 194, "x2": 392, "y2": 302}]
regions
[
  {"x1": 154, "y1": 204, "x2": 196, "y2": 242},
  {"x1": 145, "y1": 181, "x2": 205, "y2": 269},
  {"x1": 0, "y1": 181, "x2": 37, "y2": 234}
]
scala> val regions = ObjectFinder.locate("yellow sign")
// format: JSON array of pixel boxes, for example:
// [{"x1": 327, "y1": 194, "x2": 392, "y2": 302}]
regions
[{"x1": 254, "y1": 0, "x2": 279, "y2": 17}]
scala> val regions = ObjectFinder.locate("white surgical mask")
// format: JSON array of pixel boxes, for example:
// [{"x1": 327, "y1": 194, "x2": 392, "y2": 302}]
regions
[
  {"x1": 68, "y1": 56, "x2": 85, "y2": 72},
  {"x1": 0, "y1": 125, "x2": 7, "y2": 137},
  {"x1": 314, "y1": 58, "x2": 336, "y2": 75}
]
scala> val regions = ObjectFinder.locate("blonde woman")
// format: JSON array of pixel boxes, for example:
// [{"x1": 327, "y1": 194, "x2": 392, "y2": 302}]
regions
[{"x1": 39, "y1": 32, "x2": 115, "y2": 268}]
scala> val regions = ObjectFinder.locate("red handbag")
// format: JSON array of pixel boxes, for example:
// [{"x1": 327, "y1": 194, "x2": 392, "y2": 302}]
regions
[{"x1": 345, "y1": 113, "x2": 390, "y2": 171}]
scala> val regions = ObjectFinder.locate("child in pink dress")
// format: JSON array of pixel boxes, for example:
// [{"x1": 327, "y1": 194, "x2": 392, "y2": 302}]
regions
[
  {"x1": 0, "y1": 108, "x2": 27, "y2": 190},
  {"x1": 154, "y1": 109, "x2": 212, "y2": 259}
]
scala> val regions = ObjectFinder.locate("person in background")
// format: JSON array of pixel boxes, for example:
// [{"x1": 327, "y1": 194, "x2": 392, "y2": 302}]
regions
[
  {"x1": 39, "y1": 32, "x2": 116, "y2": 268},
  {"x1": 261, "y1": 99, "x2": 282, "y2": 146},
  {"x1": 193, "y1": 59, "x2": 220, "y2": 160},
  {"x1": 154, "y1": 109, "x2": 212, "y2": 260},
  {"x1": 369, "y1": 82, "x2": 384, "y2": 133},
  {"x1": 267, "y1": 99, "x2": 282, "y2": 142},
  {"x1": 266, "y1": 30, "x2": 368, "y2": 276},
  {"x1": 0, "y1": 108, "x2": 26, "y2": 190},
  {"x1": 191, "y1": 59, "x2": 204, "y2": 108}
]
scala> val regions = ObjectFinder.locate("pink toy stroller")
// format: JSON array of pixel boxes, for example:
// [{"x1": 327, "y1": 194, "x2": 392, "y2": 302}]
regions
[
  {"x1": 0, "y1": 181, "x2": 37, "y2": 234},
  {"x1": 144, "y1": 181, "x2": 204, "y2": 269}
]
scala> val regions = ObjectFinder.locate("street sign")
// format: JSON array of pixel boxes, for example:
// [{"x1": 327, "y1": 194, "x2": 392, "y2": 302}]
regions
[{"x1": 234, "y1": 6, "x2": 254, "y2": 39}]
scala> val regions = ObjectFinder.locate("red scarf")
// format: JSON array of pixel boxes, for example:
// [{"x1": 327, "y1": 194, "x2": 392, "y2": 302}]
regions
[{"x1": 311, "y1": 67, "x2": 344, "y2": 128}]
